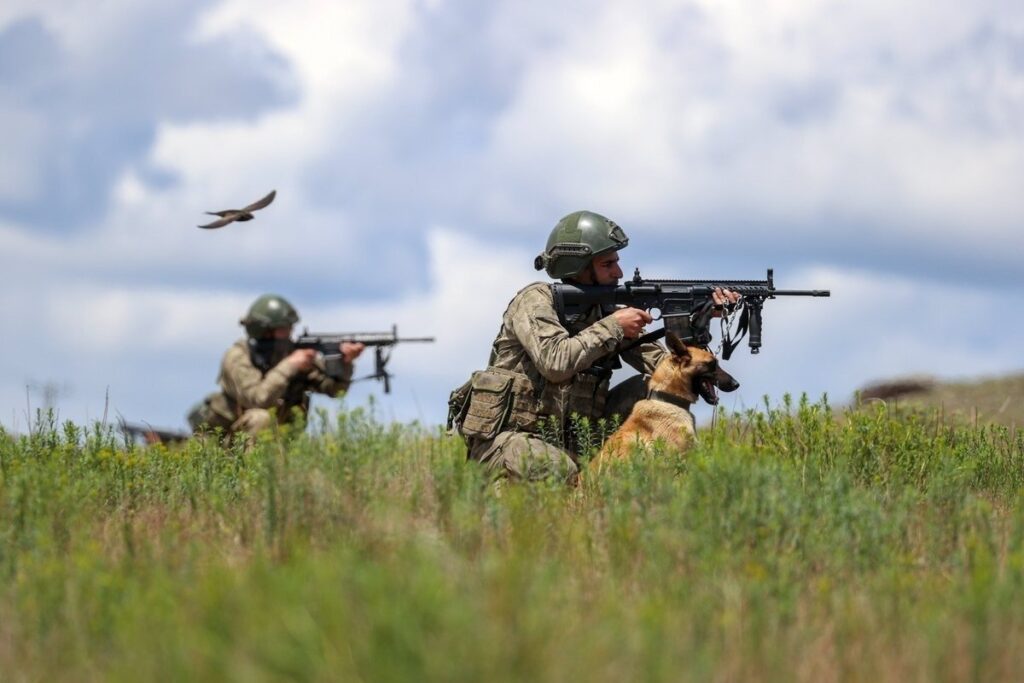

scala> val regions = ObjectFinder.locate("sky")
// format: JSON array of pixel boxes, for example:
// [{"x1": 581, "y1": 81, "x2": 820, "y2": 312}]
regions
[{"x1": 1, "y1": 0, "x2": 1022, "y2": 432}]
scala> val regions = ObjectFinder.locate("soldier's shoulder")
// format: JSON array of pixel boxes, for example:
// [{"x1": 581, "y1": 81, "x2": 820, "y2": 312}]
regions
[
  {"x1": 510, "y1": 281, "x2": 554, "y2": 305},
  {"x1": 504, "y1": 282, "x2": 555, "y2": 319},
  {"x1": 222, "y1": 339, "x2": 250, "y2": 364}
]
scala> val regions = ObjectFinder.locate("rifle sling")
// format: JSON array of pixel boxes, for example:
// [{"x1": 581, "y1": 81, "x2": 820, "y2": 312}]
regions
[
  {"x1": 584, "y1": 328, "x2": 667, "y2": 379},
  {"x1": 618, "y1": 327, "x2": 667, "y2": 353},
  {"x1": 721, "y1": 305, "x2": 749, "y2": 361}
]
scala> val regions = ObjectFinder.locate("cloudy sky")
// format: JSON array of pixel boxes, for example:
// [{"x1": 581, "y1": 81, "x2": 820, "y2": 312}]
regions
[{"x1": 2, "y1": 0, "x2": 1022, "y2": 432}]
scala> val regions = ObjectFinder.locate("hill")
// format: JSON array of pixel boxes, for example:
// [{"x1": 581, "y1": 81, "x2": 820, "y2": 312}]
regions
[{"x1": 855, "y1": 371, "x2": 1024, "y2": 428}]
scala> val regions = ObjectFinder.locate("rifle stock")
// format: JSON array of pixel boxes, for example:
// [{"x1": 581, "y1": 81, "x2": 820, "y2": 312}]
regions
[{"x1": 119, "y1": 420, "x2": 190, "y2": 445}]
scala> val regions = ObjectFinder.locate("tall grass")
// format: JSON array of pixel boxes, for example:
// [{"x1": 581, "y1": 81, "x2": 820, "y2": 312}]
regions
[{"x1": 2, "y1": 398, "x2": 1024, "y2": 682}]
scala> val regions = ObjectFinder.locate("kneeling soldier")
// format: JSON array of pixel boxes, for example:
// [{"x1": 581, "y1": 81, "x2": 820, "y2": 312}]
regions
[
  {"x1": 450, "y1": 211, "x2": 664, "y2": 484},
  {"x1": 188, "y1": 294, "x2": 364, "y2": 438}
]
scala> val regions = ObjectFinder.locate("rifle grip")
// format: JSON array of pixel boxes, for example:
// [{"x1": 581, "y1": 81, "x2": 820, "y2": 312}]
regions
[{"x1": 748, "y1": 304, "x2": 762, "y2": 354}]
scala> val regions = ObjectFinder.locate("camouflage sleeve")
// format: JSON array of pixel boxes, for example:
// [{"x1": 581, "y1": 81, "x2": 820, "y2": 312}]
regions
[
  {"x1": 305, "y1": 356, "x2": 352, "y2": 397},
  {"x1": 219, "y1": 344, "x2": 302, "y2": 409},
  {"x1": 621, "y1": 340, "x2": 666, "y2": 376},
  {"x1": 509, "y1": 285, "x2": 624, "y2": 383}
]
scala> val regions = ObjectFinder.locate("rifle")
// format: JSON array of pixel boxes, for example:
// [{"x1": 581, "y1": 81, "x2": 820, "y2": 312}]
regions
[
  {"x1": 119, "y1": 420, "x2": 191, "y2": 445},
  {"x1": 552, "y1": 268, "x2": 830, "y2": 359},
  {"x1": 294, "y1": 325, "x2": 435, "y2": 393}
]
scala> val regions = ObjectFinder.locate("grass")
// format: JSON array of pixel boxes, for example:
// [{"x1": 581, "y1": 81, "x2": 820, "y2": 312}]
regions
[{"x1": 2, "y1": 397, "x2": 1024, "y2": 681}]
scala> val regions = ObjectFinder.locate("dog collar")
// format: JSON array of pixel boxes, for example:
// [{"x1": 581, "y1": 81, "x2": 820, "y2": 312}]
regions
[{"x1": 647, "y1": 389, "x2": 693, "y2": 411}]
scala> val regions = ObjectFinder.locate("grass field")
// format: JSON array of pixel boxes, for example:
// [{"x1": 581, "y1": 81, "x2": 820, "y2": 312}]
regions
[{"x1": 2, "y1": 397, "x2": 1024, "y2": 682}]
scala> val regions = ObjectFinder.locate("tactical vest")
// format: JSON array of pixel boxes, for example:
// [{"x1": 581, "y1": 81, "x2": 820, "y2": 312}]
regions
[{"x1": 449, "y1": 283, "x2": 616, "y2": 446}]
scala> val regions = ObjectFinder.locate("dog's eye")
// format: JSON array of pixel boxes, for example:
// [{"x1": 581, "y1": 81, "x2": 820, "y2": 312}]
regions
[{"x1": 708, "y1": 360, "x2": 718, "y2": 371}]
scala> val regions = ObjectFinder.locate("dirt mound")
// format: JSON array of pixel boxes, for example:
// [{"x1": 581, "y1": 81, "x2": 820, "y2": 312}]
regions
[
  {"x1": 857, "y1": 376, "x2": 936, "y2": 401},
  {"x1": 853, "y1": 372, "x2": 1024, "y2": 427}
]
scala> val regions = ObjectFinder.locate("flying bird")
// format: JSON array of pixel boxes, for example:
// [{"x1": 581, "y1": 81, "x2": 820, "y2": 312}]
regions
[{"x1": 197, "y1": 190, "x2": 276, "y2": 229}]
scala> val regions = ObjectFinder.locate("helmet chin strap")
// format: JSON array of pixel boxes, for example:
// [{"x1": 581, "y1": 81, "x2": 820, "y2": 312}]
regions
[{"x1": 573, "y1": 262, "x2": 598, "y2": 284}]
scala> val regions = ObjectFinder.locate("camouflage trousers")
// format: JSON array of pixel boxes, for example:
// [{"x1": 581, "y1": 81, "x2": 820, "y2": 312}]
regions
[
  {"x1": 188, "y1": 395, "x2": 289, "y2": 440},
  {"x1": 466, "y1": 374, "x2": 649, "y2": 485},
  {"x1": 230, "y1": 409, "x2": 275, "y2": 436}
]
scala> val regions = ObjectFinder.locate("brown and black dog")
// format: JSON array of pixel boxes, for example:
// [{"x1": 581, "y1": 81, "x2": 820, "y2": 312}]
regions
[{"x1": 592, "y1": 332, "x2": 739, "y2": 471}]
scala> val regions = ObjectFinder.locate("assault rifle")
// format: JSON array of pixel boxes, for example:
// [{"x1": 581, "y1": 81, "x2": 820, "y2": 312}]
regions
[
  {"x1": 119, "y1": 420, "x2": 190, "y2": 445},
  {"x1": 552, "y1": 268, "x2": 830, "y2": 359},
  {"x1": 294, "y1": 325, "x2": 435, "y2": 393}
]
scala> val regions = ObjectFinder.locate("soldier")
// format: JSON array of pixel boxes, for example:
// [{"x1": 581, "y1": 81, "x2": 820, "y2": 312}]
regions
[
  {"x1": 188, "y1": 294, "x2": 365, "y2": 438},
  {"x1": 449, "y1": 210, "x2": 737, "y2": 484}
]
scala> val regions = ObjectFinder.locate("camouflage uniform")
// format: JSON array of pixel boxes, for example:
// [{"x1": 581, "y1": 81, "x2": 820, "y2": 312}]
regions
[
  {"x1": 453, "y1": 282, "x2": 664, "y2": 483},
  {"x1": 190, "y1": 339, "x2": 352, "y2": 437}
]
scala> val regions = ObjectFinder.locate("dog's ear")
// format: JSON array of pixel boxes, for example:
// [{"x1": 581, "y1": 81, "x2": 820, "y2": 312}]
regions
[{"x1": 665, "y1": 331, "x2": 690, "y2": 360}]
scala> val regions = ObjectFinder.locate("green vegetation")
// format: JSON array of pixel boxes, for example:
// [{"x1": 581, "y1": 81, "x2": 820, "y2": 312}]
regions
[{"x1": 2, "y1": 398, "x2": 1024, "y2": 682}]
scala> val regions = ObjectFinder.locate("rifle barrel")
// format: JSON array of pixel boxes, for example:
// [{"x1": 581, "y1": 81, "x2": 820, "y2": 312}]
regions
[
  {"x1": 770, "y1": 290, "x2": 831, "y2": 297},
  {"x1": 297, "y1": 335, "x2": 435, "y2": 344},
  {"x1": 330, "y1": 337, "x2": 435, "y2": 344}
]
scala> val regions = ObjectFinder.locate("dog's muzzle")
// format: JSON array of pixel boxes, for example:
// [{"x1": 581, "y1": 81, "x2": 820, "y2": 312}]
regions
[{"x1": 698, "y1": 368, "x2": 740, "y2": 405}]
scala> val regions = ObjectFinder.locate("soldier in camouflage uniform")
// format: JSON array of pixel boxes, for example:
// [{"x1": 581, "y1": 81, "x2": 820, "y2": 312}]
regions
[
  {"x1": 449, "y1": 211, "x2": 655, "y2": 484},
  {"x1": 188, "y1": 294, "x2": 365, "y2": 438},
  {"x1": 450, "y1": 211, "x2": 739, "y2": 485}
]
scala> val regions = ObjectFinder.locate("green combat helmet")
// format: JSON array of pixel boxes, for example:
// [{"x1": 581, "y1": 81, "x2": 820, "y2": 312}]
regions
[
  {"x1": 533, "y1": 210, "x2": 629, "y2": 279},
  {"x1": 240, "y1": 294, "x2": 299, "y2": 338}
]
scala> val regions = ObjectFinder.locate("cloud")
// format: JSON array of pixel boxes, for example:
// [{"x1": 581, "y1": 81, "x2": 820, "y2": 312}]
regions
[
  {"x1": 2, "y1": 0, "x2": 1024, "y2": 430},
  {"x1": 8, "y1": 0, "x2": 1022, "y2": 287},
  {"x1": 477, "y1": 1, "x2": 1024, "y2": 283},
  {"x1": 0, "y1": 3, "x2": 297, "y2": 231}
]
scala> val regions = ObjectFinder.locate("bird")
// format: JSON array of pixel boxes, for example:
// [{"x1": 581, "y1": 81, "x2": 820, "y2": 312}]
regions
[{"x1": 197, "y1": 190, "x2": 276, "y2": 229}]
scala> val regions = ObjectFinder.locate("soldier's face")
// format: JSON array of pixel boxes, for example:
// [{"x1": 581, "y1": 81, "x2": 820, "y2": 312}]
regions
[
  {"x1": 589, "y1": 252, "x2": 623, "y2": 285},
  {"x1": 270, "y1": 326, "x2": 293, "y2": 340}
]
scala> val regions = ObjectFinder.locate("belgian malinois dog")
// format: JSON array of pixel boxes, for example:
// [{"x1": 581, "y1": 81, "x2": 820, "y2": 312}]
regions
[{"x1": 592, "y1": 332, "x2": 739, "y2": 470}]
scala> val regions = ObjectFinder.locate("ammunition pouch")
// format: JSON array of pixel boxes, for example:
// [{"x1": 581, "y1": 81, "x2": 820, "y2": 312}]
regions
[
  {"x1": 450, "y1": 358, "x2": 613, "y2": 448},
  {"x1": 460, "y1": 371, "x2": 514, "y2": 440},
  {"x1": 450, "y1": 368, "x2": 544, "y2": 440}
]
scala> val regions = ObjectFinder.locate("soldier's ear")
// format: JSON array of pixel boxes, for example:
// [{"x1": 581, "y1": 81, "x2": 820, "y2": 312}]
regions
[{"x1": 666, "y1": 331, "x2": 690, "y2": 360}]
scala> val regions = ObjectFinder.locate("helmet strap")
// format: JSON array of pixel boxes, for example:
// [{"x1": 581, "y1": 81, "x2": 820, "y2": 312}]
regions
[{"x1": 581, "y1": 261, "x2": 598, "y2": 285}]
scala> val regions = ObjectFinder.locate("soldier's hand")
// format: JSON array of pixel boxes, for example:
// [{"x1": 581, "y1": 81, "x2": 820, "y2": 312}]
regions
[
  {"x1": 712, "y1": 288, "x2": 741, "y2": 317},
  {"x1": 287, "y1": 348, "x2": 318, "y2": 373},
  {"x1": 612, "y1": 307, "x2": 653, "y2": 339},
  {"x1": 340, "y1": 342, "x2": 365, "y2": 364}
]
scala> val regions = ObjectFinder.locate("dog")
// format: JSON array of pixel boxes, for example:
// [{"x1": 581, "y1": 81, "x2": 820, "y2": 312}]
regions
[{"x1": 591, "y1": 332, "x2": 739, "y2": 470}]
